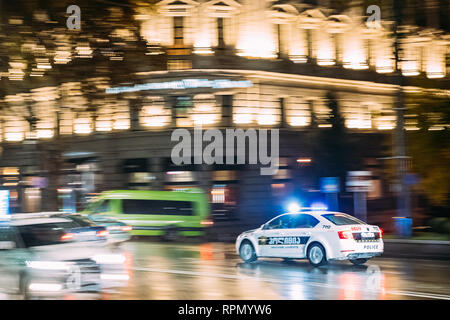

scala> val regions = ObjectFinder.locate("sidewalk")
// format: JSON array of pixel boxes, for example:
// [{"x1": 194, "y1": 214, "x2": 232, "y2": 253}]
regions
[{"x1": 382, "y1": 238, "x2": 450, "y2": 260}]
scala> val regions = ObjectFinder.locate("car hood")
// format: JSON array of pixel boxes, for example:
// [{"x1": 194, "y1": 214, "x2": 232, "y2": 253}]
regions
[
  {"x1": 240, "y1": 228, "x2": 258, "y2": 235},
  {"x1": 29, "y1": 242, "x2": 108, "y2": 261}
]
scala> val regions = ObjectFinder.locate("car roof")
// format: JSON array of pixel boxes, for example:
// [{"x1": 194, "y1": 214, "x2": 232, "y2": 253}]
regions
[
  {"x1": 276, "y1": 211, "x2": 345, "y2": 219},
  {"x1": 96, "y1": 189, "x2": 206, "y2": 201},
  {"x1": 9, "y1": 212, "x2": 82, "y2": 226},
  {"x1": 11, "y1": 217, "x2": 72, "y2": 226}
]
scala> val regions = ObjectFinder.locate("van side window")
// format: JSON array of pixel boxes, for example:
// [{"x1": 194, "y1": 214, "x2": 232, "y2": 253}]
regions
[
  {"x1": 122, "y1": 199, "x2": 194, "y2": 216},
  {"x1": 93, "y1": 200, "x2": 110, "y2": 213}
]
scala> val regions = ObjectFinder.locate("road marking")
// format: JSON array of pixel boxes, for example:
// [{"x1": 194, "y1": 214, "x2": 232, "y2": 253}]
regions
[
  {"x1": 132, "y1": 266, "x2": 450, "y2": 300},
  {"x1": 387, "y1": 290, "x2": 450, "y2": 300}
]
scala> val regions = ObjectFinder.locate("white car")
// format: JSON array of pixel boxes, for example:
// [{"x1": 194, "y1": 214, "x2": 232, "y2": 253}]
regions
[
  {"x1": 236, "y1": 211, "x2": 383, "y2": 267},
  {"x1": 0, "y1": 213, "x2": 128, "y2": 299}
]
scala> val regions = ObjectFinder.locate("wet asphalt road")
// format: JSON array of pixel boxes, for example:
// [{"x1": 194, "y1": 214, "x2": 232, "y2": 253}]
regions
[{"x1": 93, "y1": 240, "x2": 450, "y2": 300}]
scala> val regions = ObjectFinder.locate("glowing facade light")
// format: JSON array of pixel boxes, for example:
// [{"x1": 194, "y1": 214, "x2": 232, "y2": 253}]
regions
[
  {"x1": 5, "y1": 132, "x2": 24, "y2": 142},
  {"x1": 106, "y1": 79, "x2": 253, "y2": 94},
  {"x1": 425, "y1": 40, "x2": 446, "y2": 79}
]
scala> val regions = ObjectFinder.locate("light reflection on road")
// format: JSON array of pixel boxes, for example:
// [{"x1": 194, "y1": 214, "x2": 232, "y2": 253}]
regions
[
  {"x1": 101, "y1": 241, "x2": 450, "y2": 300},
  {"x1": 11, "y1": 241, "x2": 449, "y2": 300}
]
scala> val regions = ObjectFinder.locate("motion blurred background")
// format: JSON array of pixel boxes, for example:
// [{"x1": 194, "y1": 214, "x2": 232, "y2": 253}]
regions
[{"x1": 0, "y1": 0, "x2": 449, "y2": 240}]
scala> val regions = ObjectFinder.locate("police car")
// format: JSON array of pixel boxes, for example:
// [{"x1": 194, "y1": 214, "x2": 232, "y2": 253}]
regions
[{"x1": 236, "y1": 210, "x2": 383, "y2": 267}]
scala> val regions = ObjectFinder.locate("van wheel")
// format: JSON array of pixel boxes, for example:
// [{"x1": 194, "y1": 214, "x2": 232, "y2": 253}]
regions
[
  {"x1": 162, "y1": 227, "x2": 180, "y2": 242},
  {"x1": 307, "y1": 243, "x2": 328, "y2": 267}
]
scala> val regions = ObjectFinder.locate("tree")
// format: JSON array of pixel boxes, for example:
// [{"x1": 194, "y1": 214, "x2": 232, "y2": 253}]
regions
[
  {"x1": 406, "y1": 93, "x2": 450, "y2": 208},
  {"x1": 312, "y1": 92, "x2": 357, "y2": 191}
]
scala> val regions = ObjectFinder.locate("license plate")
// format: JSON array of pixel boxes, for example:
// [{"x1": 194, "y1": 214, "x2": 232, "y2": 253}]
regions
[{"x1": 361, "y1": 232, "x2": 374, "y2": 238}]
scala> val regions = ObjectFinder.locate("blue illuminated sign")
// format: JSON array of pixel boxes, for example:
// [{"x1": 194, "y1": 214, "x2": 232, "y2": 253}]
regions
[
  {"x1": 106, "y1": 79, "x2": 253, "y2": 94},
  {"x1": 320, "y1": 177, "x2": 340, "y2": 193},
  {"x1": 0, "y1": 190, "x2": 10, "y2": 215}
]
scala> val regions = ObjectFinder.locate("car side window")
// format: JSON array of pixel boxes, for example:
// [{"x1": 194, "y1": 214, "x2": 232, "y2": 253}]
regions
[
  {"x1": 291, "y1": 214, "x2": 320, "y2": 228},
  {"x1": 0, "y1": 226, "x2": 22, "y2": 249},
  {"x1": 265, "y1": 216, "x2": 290, "y2": 230}
]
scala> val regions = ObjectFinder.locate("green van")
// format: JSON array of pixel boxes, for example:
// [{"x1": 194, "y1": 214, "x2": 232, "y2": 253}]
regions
[{"x1": 80, "y1": 189, "x2": 212, "y2": 240}]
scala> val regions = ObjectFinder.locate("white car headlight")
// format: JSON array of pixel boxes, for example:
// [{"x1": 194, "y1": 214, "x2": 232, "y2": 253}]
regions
[
  {"x1": 28, "y1": 283, "x2": 64, "y2": 292},
  {"x1": 26, "y1": 261, "x2": 70, "y2": 270},
  {"x1": 93, "y1": 254, "x2": 126, "y2": 264}
]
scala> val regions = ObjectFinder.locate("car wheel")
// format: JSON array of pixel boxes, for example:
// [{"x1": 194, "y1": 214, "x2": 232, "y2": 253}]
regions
[
  {"x1": 239, "y1": 241, "x2": 257, "y2": 263},
  {"x1": 162, "y1": 227, "x2": 180, "y2": 242},
  {"x1": 307, "y1": 243, "x2": 328, "y2": 267},
  {"x1": 349, "y1": 258, "x2": 368, "y2": 265}
]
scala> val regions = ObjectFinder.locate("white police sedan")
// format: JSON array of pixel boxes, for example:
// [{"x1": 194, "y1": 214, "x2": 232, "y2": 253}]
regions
[{"x1": 236, "y1": 211, "x2": 383, "y2": 267}]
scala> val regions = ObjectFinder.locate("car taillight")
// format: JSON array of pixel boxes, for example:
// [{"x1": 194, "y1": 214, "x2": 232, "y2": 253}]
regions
[
  {"x1": 201, "y1": 219, "x2": 214, "y2": 226},
  {"x1": 60, "y1": 233, "x2": 74, "y2": 241},
  {"x1": 338, "y1": 230, "x2": 353, "y2": 239},
  {"x1": 379, "y1": 229, "x2": 383, "y2": 238},
  {"x1": 96, "y1": 230, "x2": 109, "y2": 237},
  {"x1": 121, "y1": 225, "x2": 132, "y2": 232}
]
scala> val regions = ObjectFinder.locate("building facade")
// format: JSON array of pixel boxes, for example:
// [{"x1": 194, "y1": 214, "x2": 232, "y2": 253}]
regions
[{"x1": 0, "y1": 0, "x2": 449, "y2": 229}]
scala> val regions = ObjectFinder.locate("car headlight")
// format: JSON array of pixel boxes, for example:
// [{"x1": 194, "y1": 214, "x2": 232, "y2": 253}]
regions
[
  {"x1": 93, "y1": 254, "x2": 126, "y2": 264},
  {"x1": 26, "y1": 261, "x2": 70, "y2": 270}
]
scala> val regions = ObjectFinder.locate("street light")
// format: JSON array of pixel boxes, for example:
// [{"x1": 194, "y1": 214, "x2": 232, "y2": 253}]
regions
[{"x1": 392, "y1": 7, "x2": 412, "y2": 238}]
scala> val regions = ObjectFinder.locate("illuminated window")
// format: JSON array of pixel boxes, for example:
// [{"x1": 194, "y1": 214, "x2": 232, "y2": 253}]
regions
[
  {"x1": 113, "y1": 101, "x2": 130, "y2": 130},
  {"x1": 342, "y1": 30, "x2": 368, "y2": 70},
  {"x1": 165, "y1": 171, "x2": 196, "y2": 183},
  {"x1": 344, "y1": 102, "x2": 372, "y2": 130},
  {"x1": 401, "y1": 39, "x2": 421, "y2": 76},
  {"x1": 140, "y1": 96, "x2": 171, "y2": 128},
  {"x1": 317, "y1": 29, "x2": 335, "y2": 66},
  {"x1": 96, "y1": 106, "x2": 113, "y2": 132},
  {"x1": 257, "y1": 94, "x2": 280, "y2": 126},
  {"x1": 192, "y1": 94, "x2": 221, "y2": 126},
  {"x1": 59, "y1": 108, "x2": 74, "y2": 135},
  {"x1": 233, "y1": 92, "x2": 258, "y2": 125},
  {"x1": 4, "y1": 117, "x2": 26, "y2": 142},
  {"x1": 425, "y1": 40, "x2": 446, "y2": 79},
  {"x1": 167, "y1": 59, "x2": 192, "y2": 70},
  {"x1": 212, "y1": 170, "x2": 237, "y2": 181},
  {"x1": 286, "y1": 97, "x2": 311, "y2": 127},
  {"x1": 210, "y1": 184, "x2": 237, "y2": 206},
  {"x1": 74, "y1": 114, "x2": 92, "y2": 135}
]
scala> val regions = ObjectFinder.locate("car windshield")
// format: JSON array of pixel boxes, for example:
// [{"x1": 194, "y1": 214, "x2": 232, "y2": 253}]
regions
[
  {"x1": 65, "y1": 215, "x2": 97, "y2": 227},
  {"x1": 322, "y1": 213, "x2": 366, "y2": 226},
  {"x1": 17, "y1": 222, "x2": 77, "y2": 247}
]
